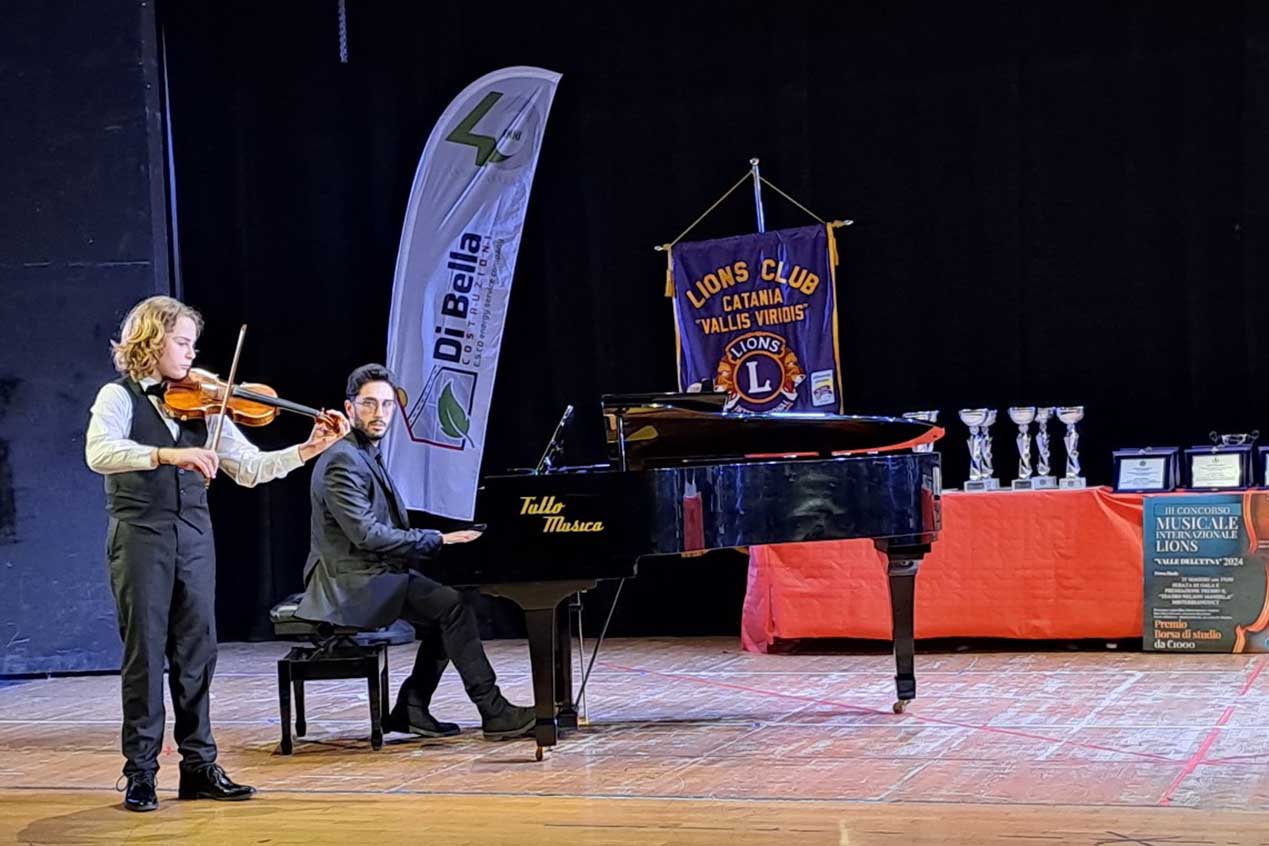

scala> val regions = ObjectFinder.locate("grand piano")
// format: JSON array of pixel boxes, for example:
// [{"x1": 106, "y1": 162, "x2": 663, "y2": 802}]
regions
[{"x1": 432, "y1": 392, "x2": 943, "y2": 759}]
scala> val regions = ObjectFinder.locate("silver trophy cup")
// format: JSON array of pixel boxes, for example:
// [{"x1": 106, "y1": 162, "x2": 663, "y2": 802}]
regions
[
  {"x1": 981, "y1": 409, "x2": 1000, "y2": 490},
  {"x1": 960, "y1": 408, "x2": 1000, "y2": 491},
  {"x1": 1212, "y1": 430, "x2": 1259, "y2": 447},
  {"x1": 1030, "y1": 408, "x2": 1060, "y2": 489},
  {"x1": 1032, "y1": 407, "x2": 1058, "y2": 488},
  {"x1": 1057, "y1": 405, "x2": 1086, "y2": 488},
  {"x1": 902, "y1": 410, "x2": 939, "y2": 453},
  {"x1": 1008, "y1": 406, "x2": 1037, "y2": 490}
]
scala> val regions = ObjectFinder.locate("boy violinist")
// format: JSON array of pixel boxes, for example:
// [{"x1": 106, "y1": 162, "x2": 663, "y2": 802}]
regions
[{"x1": 85, "y1": 296, "x2": 349, "y2": 811}]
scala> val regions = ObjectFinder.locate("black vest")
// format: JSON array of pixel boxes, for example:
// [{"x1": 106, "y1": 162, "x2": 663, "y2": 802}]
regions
[{"x1": 103, "y1": 378, "x2": 211, "y2": 531}]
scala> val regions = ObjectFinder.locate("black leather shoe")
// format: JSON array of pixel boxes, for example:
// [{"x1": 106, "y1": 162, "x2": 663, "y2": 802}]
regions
[
  {"x1": 384, "y1": 709, "x2": 461, "y2": 738},
  {"x1": 481, "y1": 704, "x2": 535, "y2": 740},
  {"x1": 177, "y1": 763, "x2": 256, "y2": 801},
  {"x1": 122, "y1": 772, "x2": 158, "y2": 812}
]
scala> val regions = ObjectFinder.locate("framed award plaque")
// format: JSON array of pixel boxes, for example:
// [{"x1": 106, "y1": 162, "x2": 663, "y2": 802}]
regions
[
  {"x1": 1185, "y1": 444, "x2": 1253, "y2": 491},
  {"x1": 1112, "y1": 447, "x2": 1178, "y2": 493}
]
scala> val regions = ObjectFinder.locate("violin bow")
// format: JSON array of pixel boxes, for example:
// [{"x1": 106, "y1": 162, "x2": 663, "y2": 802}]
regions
[{"x1": 206, "y1": 324, "x2": 248, "y2": 482}]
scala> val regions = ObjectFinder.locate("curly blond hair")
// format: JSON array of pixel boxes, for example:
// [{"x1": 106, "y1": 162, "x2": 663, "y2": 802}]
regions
[{"x1": 111, "y1": 296, "x2": 204, "y2": 381}]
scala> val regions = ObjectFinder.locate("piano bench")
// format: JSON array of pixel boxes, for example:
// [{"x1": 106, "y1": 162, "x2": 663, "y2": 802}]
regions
[{"x1": 269, "y1": 593, "x2": 415, "y2": 755}]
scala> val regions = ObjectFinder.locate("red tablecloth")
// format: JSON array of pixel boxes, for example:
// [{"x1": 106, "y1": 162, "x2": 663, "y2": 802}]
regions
[{"x1": 741, "y1": 486, "x2": 1147, "y2": 652}]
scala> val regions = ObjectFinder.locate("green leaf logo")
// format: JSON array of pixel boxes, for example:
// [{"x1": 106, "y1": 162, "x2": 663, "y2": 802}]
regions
[{"x1": 437, "y1": 382, "x2": 471, "y2": 441}]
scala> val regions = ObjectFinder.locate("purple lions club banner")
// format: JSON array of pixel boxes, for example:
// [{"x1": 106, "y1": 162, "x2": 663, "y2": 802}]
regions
[
  {"x1": 669, "y1": 224, "x2": 843, "y2": 413},
  {"x1": 383, "y1": 66, "x2": 560, "y2": 520}
]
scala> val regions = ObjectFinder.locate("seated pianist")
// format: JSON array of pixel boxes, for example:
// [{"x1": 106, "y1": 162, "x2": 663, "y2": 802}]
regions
[{"x1": 295, "y1": 363, "x2": 536, "y2": 740}]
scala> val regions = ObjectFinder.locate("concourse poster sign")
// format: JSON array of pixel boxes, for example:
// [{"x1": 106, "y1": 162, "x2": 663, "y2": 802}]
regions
[{"x1": 1143, "y1": 492, "x2": 1269, "y2": 652}]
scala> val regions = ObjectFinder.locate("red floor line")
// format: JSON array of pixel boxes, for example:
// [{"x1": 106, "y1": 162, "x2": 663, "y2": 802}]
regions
[
  {"x1": 1203, "y1": 662, "x2": 1263, "y2": 763},
  {"x1": 599, "y1": 661, "x2": 1177, "y2": 764},
  {"x1": 1157, "y1": 705, "x2": 1236, "y2": 806},
  {"x1": 1157, "y1": 727, "x2": 1222, "y2": 805},
  {"x1": 1239, "y1": 656, "x2": 1267, "y2": 697}
]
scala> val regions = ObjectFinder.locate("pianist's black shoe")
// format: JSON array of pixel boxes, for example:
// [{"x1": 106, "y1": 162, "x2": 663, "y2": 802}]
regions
[
  {"x1": 121, "y1": 772, "x2": 158, "y2": 812},
  {"x1": 383, "y1": 708, "x2": 461, "y2": 738},
  {"x1": 177, "y1": 763, "x2": 256, "y2": 801},
  {"x1": 481, "y1": 703, "x2": 536, "y2": 740}
]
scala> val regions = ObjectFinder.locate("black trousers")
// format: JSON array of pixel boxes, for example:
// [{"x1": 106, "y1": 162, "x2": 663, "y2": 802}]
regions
[
  {"x1": 391, "y1": 573, "x2": 501, "y2": 720},
  {"x1": 107, "y1": 517, "x2": 218, "y2": 777}
]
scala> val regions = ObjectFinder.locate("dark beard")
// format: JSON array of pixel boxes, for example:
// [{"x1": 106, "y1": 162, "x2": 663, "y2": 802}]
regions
[
  {"x1": 355, "y1": 421, "x2": 388, "y2": 446},
  {"x1": 354, "y1": 419, "x2": 384, "y2": 444}
]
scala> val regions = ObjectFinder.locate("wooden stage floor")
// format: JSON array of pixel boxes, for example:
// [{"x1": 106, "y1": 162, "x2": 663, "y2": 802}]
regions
[{"x1": 1, "y1": 637, "x2": 1268, "y2": 844}]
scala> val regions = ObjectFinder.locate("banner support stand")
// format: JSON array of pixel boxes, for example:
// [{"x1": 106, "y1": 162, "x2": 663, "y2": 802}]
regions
[
  {"x1": 653, "y1": 160, "x2": 853, "y2": 252},
  {"x1": 750, "y1": 158, "x2": 766, "y2": 234}
]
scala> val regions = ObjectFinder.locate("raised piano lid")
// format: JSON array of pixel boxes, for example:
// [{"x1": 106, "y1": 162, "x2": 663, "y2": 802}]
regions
[{"x1": 602, "y1": 391, "x2": 944, "y2": 470}]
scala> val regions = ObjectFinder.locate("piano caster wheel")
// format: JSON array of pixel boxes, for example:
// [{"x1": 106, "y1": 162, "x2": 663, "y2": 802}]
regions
[
  {"x1": 535, "y1": 745, "x2": 545, "y2": 762},
  {"x1": 893, "y1": 700, "x2": 909, "y2": 714}
]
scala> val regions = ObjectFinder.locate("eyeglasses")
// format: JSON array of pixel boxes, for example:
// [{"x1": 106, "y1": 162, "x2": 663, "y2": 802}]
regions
[{"x1": 352, "y1": 398, "x2": 395, "y2": 413}]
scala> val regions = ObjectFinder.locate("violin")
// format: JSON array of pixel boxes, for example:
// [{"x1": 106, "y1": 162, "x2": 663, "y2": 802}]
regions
[
  {"x1": 158, "y1": 325, "x2": 346, "y2": 488},
  {"x1": 163, "y1": 368, "x2": 335, "y2": 428}
]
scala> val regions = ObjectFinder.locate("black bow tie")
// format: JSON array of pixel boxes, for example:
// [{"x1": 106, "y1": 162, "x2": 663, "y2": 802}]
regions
[{"x1": 143, "y1": 382, "x2": 167, "y2": 398}]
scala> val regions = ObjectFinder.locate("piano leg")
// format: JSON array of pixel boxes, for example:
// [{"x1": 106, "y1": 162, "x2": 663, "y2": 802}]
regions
[
  {"x1": 878, "y1": 543, "x2": 927, "y2": 713},
  {"x1": 522, "y1": 606, "x2": 560, "y2": 758},
  {"x1": 554, "y1": 601, "x2": 579, "y2": 731},
  {"x1": 483, "y1": 580, "x2": 598, "y2": 760}
]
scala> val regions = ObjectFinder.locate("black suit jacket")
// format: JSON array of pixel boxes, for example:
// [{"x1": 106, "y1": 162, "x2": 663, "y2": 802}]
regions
[{"x1": 296, "y1": 431, "x2": 442, "y2": 628}]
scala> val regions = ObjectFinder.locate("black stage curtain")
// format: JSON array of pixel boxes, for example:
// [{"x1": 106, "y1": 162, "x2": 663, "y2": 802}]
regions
[
  {"x1": 0, "y1": 0, "x2": 169, "y2": 673},
  {"x1": 158, "y1": 1, "x2": 1269, "y2": 640}
]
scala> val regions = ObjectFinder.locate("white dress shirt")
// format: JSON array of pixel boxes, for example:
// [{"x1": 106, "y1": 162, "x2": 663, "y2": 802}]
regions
[{"x1": 85, "y1": 376, "x2": 304, "y2": 487}]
